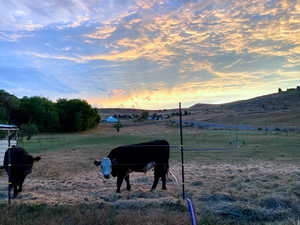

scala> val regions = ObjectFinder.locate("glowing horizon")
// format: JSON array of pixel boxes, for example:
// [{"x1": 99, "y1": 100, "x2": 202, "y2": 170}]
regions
[{"x1": 0, "y1": 0, "x2": 299, "y2": 109}]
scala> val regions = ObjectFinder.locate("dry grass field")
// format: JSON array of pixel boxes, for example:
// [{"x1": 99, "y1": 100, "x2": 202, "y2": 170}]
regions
[{"x1": 0, "y1": 121, "x2": 299, "y2": 225}]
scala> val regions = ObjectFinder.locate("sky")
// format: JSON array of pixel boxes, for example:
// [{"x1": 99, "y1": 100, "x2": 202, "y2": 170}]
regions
[{"x1": 0, "y1": 0, "x2": 299, "y2": 109}]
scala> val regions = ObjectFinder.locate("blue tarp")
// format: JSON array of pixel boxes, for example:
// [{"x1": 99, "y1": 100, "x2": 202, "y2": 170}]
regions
[{"x1": 105, "y1": 116, "x2": 119, "y2": 123}]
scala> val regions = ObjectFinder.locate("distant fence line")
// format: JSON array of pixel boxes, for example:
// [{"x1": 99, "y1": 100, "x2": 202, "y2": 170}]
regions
[
  {"x1": 169, "y1": 120, "x2": 300, "y2": 132},
  {"x1": 18, "y1": 136, "x2": 67, "y2": 150}
]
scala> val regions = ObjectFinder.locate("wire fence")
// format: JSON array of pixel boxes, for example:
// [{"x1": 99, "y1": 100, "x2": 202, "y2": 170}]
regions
[
  {"x1": 18, "y1": 137, "x2": 67, "y2": 151},
  {"x1": 0, "y1": 143, "x2": 233, "y2": 205},
  {"x1": 1, "y1": 123, "x2": 299, "y2": 224},
  {"x1": 2, "y1": 130, "x2": 299, "y2": 204}
]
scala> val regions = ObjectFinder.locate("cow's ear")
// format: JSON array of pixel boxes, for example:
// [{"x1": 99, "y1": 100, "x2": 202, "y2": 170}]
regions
[
  {"x1": 94, "y1": 160, "x2": 100, "y2": 166},
  {"x1": 34, "y1": 156, "x2": 41, "y2": 162}
]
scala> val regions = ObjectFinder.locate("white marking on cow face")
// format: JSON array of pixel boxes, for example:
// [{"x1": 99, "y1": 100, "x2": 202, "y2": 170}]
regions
[{"x1": 101, "y1": 157, "x2": 112, "y2": 179}]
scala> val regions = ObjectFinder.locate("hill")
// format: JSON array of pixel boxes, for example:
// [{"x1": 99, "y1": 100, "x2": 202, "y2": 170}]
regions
[
  {"x1": 98, "y1": 88, "x2": 300, "y2": 127},
  {"x1": 189, "y1": 89, "x2": 300, "y2": 127}
]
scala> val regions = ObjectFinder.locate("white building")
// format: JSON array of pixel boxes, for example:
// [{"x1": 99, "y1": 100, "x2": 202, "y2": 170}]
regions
[{"x1": 0, "y1": 125, "x2": 18, "y2": 167}]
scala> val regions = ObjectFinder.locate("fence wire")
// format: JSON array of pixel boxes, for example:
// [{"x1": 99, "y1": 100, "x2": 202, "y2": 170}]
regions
[{"x1": 0, "y1": 143, "x2": 233, "y2": 205}]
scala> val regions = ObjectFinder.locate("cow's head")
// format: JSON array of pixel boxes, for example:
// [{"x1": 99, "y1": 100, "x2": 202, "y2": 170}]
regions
[
  {"x1": 94, "y1": 157, "x2": 113, "y2": 179},
  {"x1": 34, "y1": 156, "x2": 41, "y2": 162},
  {"x1": 25, "y1": 156, "x2": 41, "y2": 175}
]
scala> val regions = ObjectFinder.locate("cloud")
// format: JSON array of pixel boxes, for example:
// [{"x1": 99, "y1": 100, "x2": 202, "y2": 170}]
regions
[
  {"x1": 223, "y1": 59, "x2": 243, "y2": 69},
  {"x1": 179, "y1": 59, "x2": 213, "y2": 73},
  {"x1": 20, "y1": 51, "x2": 85, "y2": 63},
  {"x1": 0, "y1": 66, "x2": 76, "y2": 97},
  {"x1": 70, "y1": 0, "x2": 299, "y2": 70},
  {"x1": 1, "y1": 0, "x2": 300, "y2": 109},
  {"x1": 86, "y1": 78, "x2": 267, "y2": 109},
  {"x1": 0, "y1": 0, "x2": 168, "y2": 32},
  {"x1": 10, "y1": 0, "x2": 300, "y2": 64},
  {"x1": 108, "y1": 89, "x2": 127, "y2": 97},
  {"x1": 85, "y1": 25, "x2": 117, "y2": 40},
  {"x1": 0, "y1": 32, "x2": 29, "y2": 42},
  {"x1": 283, "y1": 55, "x2": 300, "y2": 68},
  {"x1": 87, "y1": 64, "x2": 299, "y2": 109}
]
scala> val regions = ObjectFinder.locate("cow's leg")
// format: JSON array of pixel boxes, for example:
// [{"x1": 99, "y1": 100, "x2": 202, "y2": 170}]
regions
[
  {"x1": 116, "y1": 173, "x2": 125, "y2": 193},
  {"x1": 161, "y1": 173, "x2": 167, "y2": 190},
  {"x1": 151, "y1": 167, "x2": 160, "y2": 191},
  {"x1": 18, "y1": 185, "x2": 22, "y2": 193},
  {"x1": 18, "y1": 175, "x2": 26, "y2": 193},
  {"x1": 125, "y1": 175, "x2": 131, "y2": 191},
  {"x1": 161, "y1": 164, "x2": 168, "y2": 190},
  {"x1": 8, "y1": 183, "x2": 12, "y2": 199},
  {"x1": 13, "y1": 183, "x2": 18, "y2": 198},
  {"x1": 12, "y1": 175, "x2": 21, "y2": 198}
]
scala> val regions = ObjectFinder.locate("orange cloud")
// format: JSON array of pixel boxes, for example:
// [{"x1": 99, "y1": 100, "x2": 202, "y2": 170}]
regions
[
  {"x1": 83, "y1": 0, "x2": 298, "y2": 65},
  {"x1": 28, "y1": 0, "x2": 300, "y2": 67},
  {"x1": 88, "y1": 67, "x2": 297, "y2": 109},
  {"x1": 87, "y1": 80, "x2": 275, "y2": 109},
  {"x1": 82, "y1": 35, "x2": 177, "y2": 64},
  {"x1": 85, "y1": 25, "x2": 116, "y2": 40}
]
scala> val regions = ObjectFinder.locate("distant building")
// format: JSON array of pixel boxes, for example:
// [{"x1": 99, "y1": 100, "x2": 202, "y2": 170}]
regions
[{"x1": 0, "y1": 124, "x2": 18, "y2": 167}]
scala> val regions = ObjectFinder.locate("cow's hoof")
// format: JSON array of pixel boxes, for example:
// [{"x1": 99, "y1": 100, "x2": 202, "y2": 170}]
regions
[
  {"x1": 162, "y1": 187, "x2": 167, "y2": 190},
  {"x1": 116, "y1": 190, "x2": 121, "y2": 193}
]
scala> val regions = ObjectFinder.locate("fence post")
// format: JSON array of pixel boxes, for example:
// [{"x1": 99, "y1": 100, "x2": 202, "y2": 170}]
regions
[
  {"x1": 179, "y1": 102, "x2": 185, "y2": 200},
  {"x1": 7, "y1": 147, "x2": 12, "y2": 205}
]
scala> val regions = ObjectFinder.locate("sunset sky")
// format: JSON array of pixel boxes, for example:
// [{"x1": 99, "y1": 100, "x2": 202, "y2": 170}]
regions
[{"x1": 0, "y1": 0, "x2": 299, "y2": 109}]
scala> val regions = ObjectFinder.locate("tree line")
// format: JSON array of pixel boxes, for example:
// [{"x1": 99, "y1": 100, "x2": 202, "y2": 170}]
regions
[{"x1": 0, "y1": 90, "x2": 100, "y2": 133}]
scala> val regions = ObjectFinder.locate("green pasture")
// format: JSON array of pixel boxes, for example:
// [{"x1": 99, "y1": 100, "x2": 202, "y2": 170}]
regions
[
  {"x1": 2, "y1": 125, "x2": 299, "y2": 225},
  {"x1": 19, "y1": 127, "x2": 300, "y2": 163}
]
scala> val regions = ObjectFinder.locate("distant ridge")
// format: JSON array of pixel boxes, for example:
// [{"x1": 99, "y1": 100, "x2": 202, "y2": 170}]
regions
[
  {"x1": 189, "y1": 88, "x2": 300, "y2": 127},
  {"x1": 98, "y1": 88, "x2": 300, "y2": 127},
  {"x1": 191, "y1": 88, "x2": 300, "y2": 112}
]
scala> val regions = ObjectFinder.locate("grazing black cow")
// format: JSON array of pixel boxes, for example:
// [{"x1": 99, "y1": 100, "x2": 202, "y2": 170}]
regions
[
  {"x1": 3, "y1": 146, "x2": 41, "y2": 198},
  {"x1": 94, "y1": 140, "x2": 169, "y2": 193}
]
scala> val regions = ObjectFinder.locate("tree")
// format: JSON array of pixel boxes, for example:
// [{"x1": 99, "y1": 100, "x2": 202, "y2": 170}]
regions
[
  {"x1": 56, "y1": 99, "x2": 100, "y2": 132},
  {"x1": 19, "y1": 123, "x2": 39, "y2": 140},
  {"x1": 0, "y1": 107, "x2": 8, "y2": 123},
  {"x1": 0, "y1": 89, "x2": 100, "y2": 133},
  {"x1": 15, "y1": 96, "x2": 59, "y2": 132},
  {"x1": 0, "y1": 90, "x2": 19, "y2": 123}
]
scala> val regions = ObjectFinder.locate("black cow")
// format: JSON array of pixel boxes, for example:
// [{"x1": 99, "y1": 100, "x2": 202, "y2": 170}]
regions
[
  {"x1": 94, "y1": 140, "x2": 170, "y2": 193},
  {"x1": 3, "y1": 146, "x2": 41, "y2": 198}
]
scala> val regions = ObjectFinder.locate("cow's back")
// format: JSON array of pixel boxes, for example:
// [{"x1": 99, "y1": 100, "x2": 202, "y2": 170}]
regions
[
  {"x1": 109, "y1": 140, "x2": 169, "y2": 166},
  {"x1": 4, "y1": 147, "x2": 34, "y2": 174}
]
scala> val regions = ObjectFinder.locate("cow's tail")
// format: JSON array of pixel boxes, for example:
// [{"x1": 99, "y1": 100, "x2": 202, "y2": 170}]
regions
[{"x1": 165, "y1": 163, "x2": 169, "y2": 180}]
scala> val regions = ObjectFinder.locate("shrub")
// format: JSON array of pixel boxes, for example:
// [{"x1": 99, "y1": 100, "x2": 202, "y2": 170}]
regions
[{"x1": 19, "y1": 123, "x2": 39, "y2": 140}]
